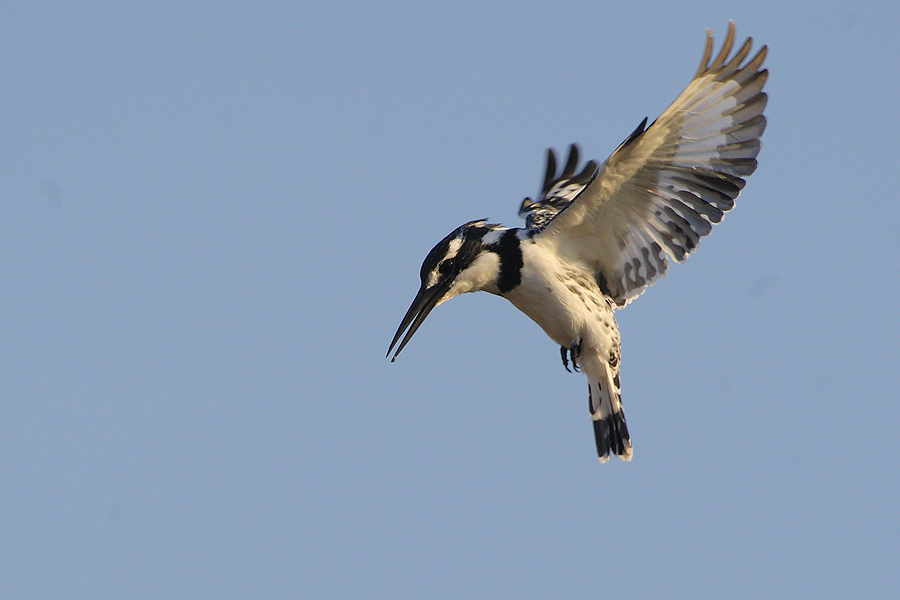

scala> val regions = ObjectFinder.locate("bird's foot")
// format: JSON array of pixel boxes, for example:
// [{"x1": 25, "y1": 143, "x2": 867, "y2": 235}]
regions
[
  {"x1": 560, "y1": 346, "x2": 571, "y2": 372},
  {"x1": 559, "y1": 339, "x2": 583, "y2": 373}
]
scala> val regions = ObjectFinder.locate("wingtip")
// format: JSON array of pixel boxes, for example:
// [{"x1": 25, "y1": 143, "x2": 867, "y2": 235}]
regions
[
  {"x1": 698, "y1": 21, "x2": 745, "y2": 77},
  {"x1": 697, "y1": 28, "x2": 715, "y2": 76},
  {"x1": 562, "y1": 144, "x2": 580, "y2": 179},
  {"x1": 542, "y1": 147, "x2": 558, "y2": 191}
]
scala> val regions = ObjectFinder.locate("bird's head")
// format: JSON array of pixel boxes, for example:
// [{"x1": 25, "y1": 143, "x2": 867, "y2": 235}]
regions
[{"x1": 387, "y1": 219, "x2": 504, "y2": 361}]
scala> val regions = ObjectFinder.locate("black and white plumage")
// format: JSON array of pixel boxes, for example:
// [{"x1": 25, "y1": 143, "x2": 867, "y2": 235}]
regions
[{"x1": 388, "y1": 23, "x2": 768, "y2": 463}]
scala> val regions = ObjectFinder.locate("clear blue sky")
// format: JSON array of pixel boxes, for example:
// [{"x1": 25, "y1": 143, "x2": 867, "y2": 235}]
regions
[{"x1": 2, "y1": 1, "x2": 898, "y2": 598}]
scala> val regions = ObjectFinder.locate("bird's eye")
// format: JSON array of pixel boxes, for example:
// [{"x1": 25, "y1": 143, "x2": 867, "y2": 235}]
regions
[{"x1": 438, "y1": 257, "x2": 456, "y2": 275}]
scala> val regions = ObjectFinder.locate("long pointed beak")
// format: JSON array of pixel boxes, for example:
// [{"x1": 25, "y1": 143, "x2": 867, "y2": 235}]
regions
[{"x1": 386, "y1": 280, "x2": 450, "y2": 362}]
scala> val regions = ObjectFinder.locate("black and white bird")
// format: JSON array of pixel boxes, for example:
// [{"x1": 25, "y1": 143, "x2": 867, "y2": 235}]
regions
[{"x1": 387, "y1": 23, "x2": 768, "y2": 463}]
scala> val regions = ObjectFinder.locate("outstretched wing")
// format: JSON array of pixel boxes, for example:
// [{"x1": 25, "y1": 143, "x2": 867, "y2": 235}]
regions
[
  {"x1": 537, "y1": 22, "x2": 768, "y2": 307},
  {"x1": 518, "y1": 144, "x2": 599, "y2": 230}
]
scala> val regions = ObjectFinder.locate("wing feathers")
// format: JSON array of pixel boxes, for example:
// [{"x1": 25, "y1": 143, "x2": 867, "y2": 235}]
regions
[
  {"x1": 533, "y1": 22, "x2": 767, "y2": 306},
  {"x1": 720, "y1": 113, "x2": 767, "y2": 141},
  {"x1": 706, "y1": 22, "x2": 736, "y2": 72},
  {"x1": 519, "y1": 144, "x2": 600, "y2": 230},
  {"x1": 619, "y1": 117, "x2": 650, "y2": 150},
  {"x1": 676, "y1": 189, "x2": 724, "y2": 223},
  {"x1": 561, "y1": 144, "x2": 579, "y2": 179},
  {"x1": 694, "y1": 29, "x2": 716, "y2": 77},
  {"x1": 542, "y1": 148, "x2": 557, "y2": 191},
  {"x1": 721, "y1": 37, "x2": 753, "y2": 73}
]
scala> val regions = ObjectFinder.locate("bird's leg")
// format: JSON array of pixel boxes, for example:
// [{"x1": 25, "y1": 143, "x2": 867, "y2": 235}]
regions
[{"x1": 560, "y1": 346, "x2": 571, "y2": 373}]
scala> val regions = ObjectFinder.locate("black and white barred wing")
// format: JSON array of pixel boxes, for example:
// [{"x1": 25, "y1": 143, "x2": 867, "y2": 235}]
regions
[
  {"x1": 539, "y1": 22, "x2": 768, "y2": 306},
  {"x1": 518, "y1": 144, "x2": 599, "y2": 230}
]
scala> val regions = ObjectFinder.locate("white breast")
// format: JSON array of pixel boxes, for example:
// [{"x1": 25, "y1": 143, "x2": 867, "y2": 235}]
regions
[{"x1": 504, "y1": 240, "x2": 619, "y2": 352}]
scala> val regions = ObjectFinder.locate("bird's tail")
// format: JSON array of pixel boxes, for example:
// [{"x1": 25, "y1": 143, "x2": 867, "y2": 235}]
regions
[{"x1": 588, "y1": 363, "x2": 633, "y2": 462}]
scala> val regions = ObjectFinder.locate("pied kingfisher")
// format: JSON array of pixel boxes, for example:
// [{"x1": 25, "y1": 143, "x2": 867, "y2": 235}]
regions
[{"x1": 388, "y1": 23, "x2": 767, "y2": 463}]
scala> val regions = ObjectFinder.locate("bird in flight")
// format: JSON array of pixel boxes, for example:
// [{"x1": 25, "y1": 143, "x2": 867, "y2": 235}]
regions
[{"x1": 387, "y1": 22, "x2": 768, "y2": 462}]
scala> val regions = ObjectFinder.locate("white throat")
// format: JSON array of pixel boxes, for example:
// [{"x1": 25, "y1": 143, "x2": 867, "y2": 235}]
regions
[{"x1": 438, "y1": 252, "x2": 501, "y2": 305}]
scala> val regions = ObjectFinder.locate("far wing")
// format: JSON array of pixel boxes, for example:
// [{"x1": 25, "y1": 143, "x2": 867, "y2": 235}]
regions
[
  {"x1": 538, "y1": 22, "x2": 768, "y2": 306},
  {"x1": 518, "y1": 144, "x2": 599, "y2": 230}
]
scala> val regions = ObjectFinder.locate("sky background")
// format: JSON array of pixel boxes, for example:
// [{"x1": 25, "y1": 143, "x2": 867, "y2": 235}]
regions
[{"x1": 2, "y1": 1, "x2": 898, "y2": 598}]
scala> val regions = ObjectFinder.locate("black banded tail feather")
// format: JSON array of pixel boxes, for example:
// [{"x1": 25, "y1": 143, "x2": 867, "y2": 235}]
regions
[
  {"x1": 588, "y1": 364, "x2": 632, "y2": 462},
  {"x1": 592, "y1": 409, "x2": 631, "y2": 462}
]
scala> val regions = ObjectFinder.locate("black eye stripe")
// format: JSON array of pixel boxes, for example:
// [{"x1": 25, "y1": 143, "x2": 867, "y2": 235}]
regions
[{"x1": 420, "y1": 223, "x2": 496, "y2": 284}]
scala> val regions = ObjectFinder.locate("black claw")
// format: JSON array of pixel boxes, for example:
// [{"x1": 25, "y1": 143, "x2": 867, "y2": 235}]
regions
[
  {"x1": 560, "y1": 346, "x2": 571, "y2": 373},
  {"x1": 570, "y1": 339, "x2": 582, "y2": 373}
]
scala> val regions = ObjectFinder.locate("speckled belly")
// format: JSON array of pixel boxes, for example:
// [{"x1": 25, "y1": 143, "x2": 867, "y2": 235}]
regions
[{"x1": 503, "y1": 262, "x2": 620, "y2": 354}]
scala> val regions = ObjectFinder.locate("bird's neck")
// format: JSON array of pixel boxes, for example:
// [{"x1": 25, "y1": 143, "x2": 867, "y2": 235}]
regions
[{"x1": 482, "y1": 228, "x2": 525, "y2": 294}]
